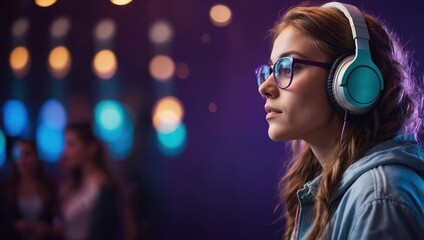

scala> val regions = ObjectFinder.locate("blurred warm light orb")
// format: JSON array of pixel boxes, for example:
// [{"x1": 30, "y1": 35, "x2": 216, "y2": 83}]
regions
[
  {"x1": 12, "y1": 18, "x2": 30, "y2": 37},
  {"x1": 93, "y1": 49, "x2": 118, "y2": 79},
  {"x1": 209, "y1": 4, "x2": 232, "y2": 27},
  {"x1": 51, "y1": 17, "x2": 71, "y2": 38},
  {"x1": 35, "y1": 0, "x2": 57, "y2": 7},
  {"x1": 208, "y1": 102, "x2": 218, "y2": 113},
  {"x1": 201, "y1": 33, "x2": 211, "y2": 44},
  {"x1": 95, "y1": 19, "x2": 117, "y2": 41},
  {"x1": 149, "y1": 55, "x2": 175, "y2": 81},
  {"x1": 110, "y1": 0, "x2": 132, "y2": 6},
  {"x1": 149, "y1": 20, "x2": 174, "y2": 44},
  {"x1": 152, "y1": 96, "x2": 184, "y2": 134},
  {"x1": 48, "y1": 46, "x2": 72, "y2": 79},
  {"x1": 10, "y1": 46, "x2": 31, "y2": 77},
  {"x1": 175, "y1": 62, "x2": 190, "y2": 80}
]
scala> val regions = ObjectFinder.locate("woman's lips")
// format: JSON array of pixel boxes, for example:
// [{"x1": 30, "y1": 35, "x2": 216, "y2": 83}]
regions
[{"x1": 265, "y1": 105, "x2": 282, "y2": 120}]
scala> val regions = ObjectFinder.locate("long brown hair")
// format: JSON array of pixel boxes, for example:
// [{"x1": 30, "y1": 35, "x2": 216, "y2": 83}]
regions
[
  {"x1": 62, "y1": 121, "x2": 118, "y2": 200},
  {"x1": 272, "y1": 4, "x2": 422, "y2": 240},
  {"x1": 4, "y1": 139, "x2": 54, "y2": 204}
]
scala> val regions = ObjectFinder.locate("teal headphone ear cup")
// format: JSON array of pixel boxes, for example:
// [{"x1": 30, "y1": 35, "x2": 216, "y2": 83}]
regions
[{"x1": 327, "y1": 51, "x2": 355, "y2": 114}]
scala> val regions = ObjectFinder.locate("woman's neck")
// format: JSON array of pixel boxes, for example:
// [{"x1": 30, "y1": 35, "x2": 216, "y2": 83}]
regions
[
  {"x1": 304, "y1": 111, "x2": 343, "y2": 168},
  {"x1": 81, "y1": 161, "x2": 104, "y2": 187}
]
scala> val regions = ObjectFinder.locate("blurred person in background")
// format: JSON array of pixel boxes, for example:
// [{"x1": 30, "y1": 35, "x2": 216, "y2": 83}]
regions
[
  {"x1": 0, "y1": 139, "x2": 59, "y2": 240},
  {"x1": 60, "y1": 121, "x2": 137, "y2": 240}
]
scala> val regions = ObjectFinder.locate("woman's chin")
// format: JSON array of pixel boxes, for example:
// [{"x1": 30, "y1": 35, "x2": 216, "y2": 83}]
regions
[
  {"x1": 268, "y1": 127, "x2": 290, "y2": 142},
  {"x1": 268, "y1": 127, "x2": 285, "y2": 142}
]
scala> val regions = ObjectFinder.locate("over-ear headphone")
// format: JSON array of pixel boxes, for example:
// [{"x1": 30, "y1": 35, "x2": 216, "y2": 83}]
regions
[{"x1": 322, "y1": 2, "x2": 384, "y2": 115}]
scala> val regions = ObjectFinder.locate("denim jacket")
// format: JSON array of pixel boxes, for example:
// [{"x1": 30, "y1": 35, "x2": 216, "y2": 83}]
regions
[{"x1": 294, "y1": 134, "x2": 424, "y2": 239}]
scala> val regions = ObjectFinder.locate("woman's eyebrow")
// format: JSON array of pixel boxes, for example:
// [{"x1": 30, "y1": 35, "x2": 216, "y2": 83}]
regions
[{"x1": 269, "y1": 50, "x2": 308, "y2": 65}]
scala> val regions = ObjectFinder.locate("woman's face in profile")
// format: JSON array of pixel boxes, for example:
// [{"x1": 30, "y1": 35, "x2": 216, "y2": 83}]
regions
[
  {"x1": 63, "y1": 131, "x2": 88, "y2": 170},
  {"x1": 17, "y1": 142, "x2": 39, "y2": 176},
  {"x1": 259, "y1": 25, "x2": 337, "y2": 143}
]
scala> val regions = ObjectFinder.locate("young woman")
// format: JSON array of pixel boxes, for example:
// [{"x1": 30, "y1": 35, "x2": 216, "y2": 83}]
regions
[
  {"x1": 60, "y1": 121, "x2": 138, "y2": 240},
  {"x1": 60, "y1": 122, "x2": 120, "y2": 240},
  {"x1": 0, "y1": 139, "x2": 58, "y2": 240},
  {"x1": 256, "y1": 2, "x2": 424, "y2": 239}
]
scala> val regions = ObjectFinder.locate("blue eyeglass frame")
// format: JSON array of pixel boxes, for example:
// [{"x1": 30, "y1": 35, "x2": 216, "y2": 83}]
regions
[{"x1": 256, "y1": 57, "x2": 333, "y2": 89}]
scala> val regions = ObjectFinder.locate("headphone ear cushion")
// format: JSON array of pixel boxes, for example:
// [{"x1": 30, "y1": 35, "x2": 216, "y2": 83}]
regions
[{"x1": 327, "y1": 51, "x2": 355, "y2": 114}]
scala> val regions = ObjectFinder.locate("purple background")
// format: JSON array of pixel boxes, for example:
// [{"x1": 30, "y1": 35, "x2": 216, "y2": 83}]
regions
[{"x1": 0, "y1": 0, "x2": 423, "y2": 239}]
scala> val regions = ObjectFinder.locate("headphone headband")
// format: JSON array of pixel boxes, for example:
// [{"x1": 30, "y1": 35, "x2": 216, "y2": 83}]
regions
[{"x1": 322, "y1": 2, "x2": 370, "y2": 50}]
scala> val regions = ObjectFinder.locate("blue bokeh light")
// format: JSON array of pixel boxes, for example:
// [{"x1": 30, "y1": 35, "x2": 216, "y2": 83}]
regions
[
  {"x1": 2, "y1": 100, "x2": 29, "y2": 137},
  {"x1": 40, "y1": 99, "x2": 67, "y2": 130},
  {"x1": 157, "y1": 122, "x2": 187, "y2": 157},
  {"x1": 36, "y1": 124, "x2": 64, "y2": 163}
]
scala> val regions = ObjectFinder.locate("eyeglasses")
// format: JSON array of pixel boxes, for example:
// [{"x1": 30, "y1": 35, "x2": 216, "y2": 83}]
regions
[{"x1": 255, "y1": 57, "x2": 333, "y2": 89}]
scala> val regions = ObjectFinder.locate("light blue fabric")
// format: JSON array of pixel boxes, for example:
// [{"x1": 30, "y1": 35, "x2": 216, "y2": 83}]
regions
[{"x1": 294, "y1": 134, "x2": 424, "y2": 239}]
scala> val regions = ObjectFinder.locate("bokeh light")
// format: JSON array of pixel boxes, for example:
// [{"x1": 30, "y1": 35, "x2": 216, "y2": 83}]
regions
[
  {"x1": 157, "y1": 122, "x2": 187, "y2": 157},
  {"x1": 35, "y1": 0, "x2": 57, "y2": 7},
  {"x1": 110, "y1": 0, "x2": 132, "y2": 6},
  {"x1": 12, "y1": 18, "x2": 30, "y2": 37},
  {"x1": 149, "y1": 55, "x2": 175, "y2": 81},
  {"x1": 94, "y1": 100, "x2": 135, "y2": 160},
  {"x1": 94, "y1": 100, "x2": 125, "y2": 141},
  {"x1": 152, "y1": 96, "x2": 184, "y2": 134},
  {"x1": 149, "y1": 20, "x2": 174, "y2": 44},
  {"x1": 209, "y1": 4, "x2": 232, "y2": 27},
  {"x1": 50, "y1": 17, "x2": 71, "y2": 38},
  {"x1": 93, "y1": 49, "x2": 118, "y2": 79},
  {"x1": 0, "y1": 130, "x2": 5, "y2": 167},
  {"x1": 2, "y1": 100, "x2": 29, "y2": 137},
  {"x1": 201, "y1": 33, "x2": 211, "y2": 44},
  {"x1": 175, "y1": 62, "x2": 190, "y2": 80},
  {"x1": 37, "y1": 99, "x2": 66, "y2": 163},
  {"x1": 105, "y1": 114, "x2": 134, "y2": 160},
  {"x1": 36, "y1": 124, "x2": 64, "y2": 163},
  {"x1": 10, "y1": 46, "x2": 31, "y2": 77},
  {"x1": 95, "y1": 19, "x2": 117, "y2": 41},
  {"x1": 48, "y1": 46, "x2": 72, "y2": 79},
  {"x1": 208, "y1": 102, "x2": 218, "y2": 113},
  {"x1": 40, "y1": 99, "x2": 67, "y2": 130}
]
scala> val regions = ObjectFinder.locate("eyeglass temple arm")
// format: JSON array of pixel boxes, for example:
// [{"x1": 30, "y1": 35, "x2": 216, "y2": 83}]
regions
[{"x1": 293, "y1": 58, "x2": 332, "y2": 69}]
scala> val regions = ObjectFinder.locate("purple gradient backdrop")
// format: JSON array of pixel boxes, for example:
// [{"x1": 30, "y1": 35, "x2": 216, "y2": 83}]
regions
[{"x1": 0, "y1": 0, "x2": 423, "y2": 239}]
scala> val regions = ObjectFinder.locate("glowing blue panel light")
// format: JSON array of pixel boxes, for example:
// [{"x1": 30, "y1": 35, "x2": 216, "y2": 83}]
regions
[
  {"x1": 157, "y1": 122, "x2": 187, "y2": 157},
  {"x1": 0, "y1": 130, "x2": 6, "y2": 167},
  {"x1": 36, "y1": 124, "x2": 64, "y2": 163},
  {"x1": 2, "y1": 100, "x2": 29, "y2": 137},
  {"x1": 94, "y1": 100, "x2": 125, "y2": 142},
  {"x1": 40, "y1": 99, "x2": 67, "y2": 130}
]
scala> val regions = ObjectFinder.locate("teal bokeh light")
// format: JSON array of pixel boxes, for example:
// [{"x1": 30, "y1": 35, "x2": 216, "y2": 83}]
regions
[
  {"x1": 94, "y1": 100, "x2": 125, "y2": 142},
  {"x1": 94, "y1": 100, "x2": 134, "y2": 160},
  {"x1": 157, "y1": 122, "x2": 187, "y2": 157},
  {"x1": 2, "y1": 100, "x2": 29, "y2": 137},
  {"x1": 0, "y1": 130, "x2": 6, "y2": 167}
]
